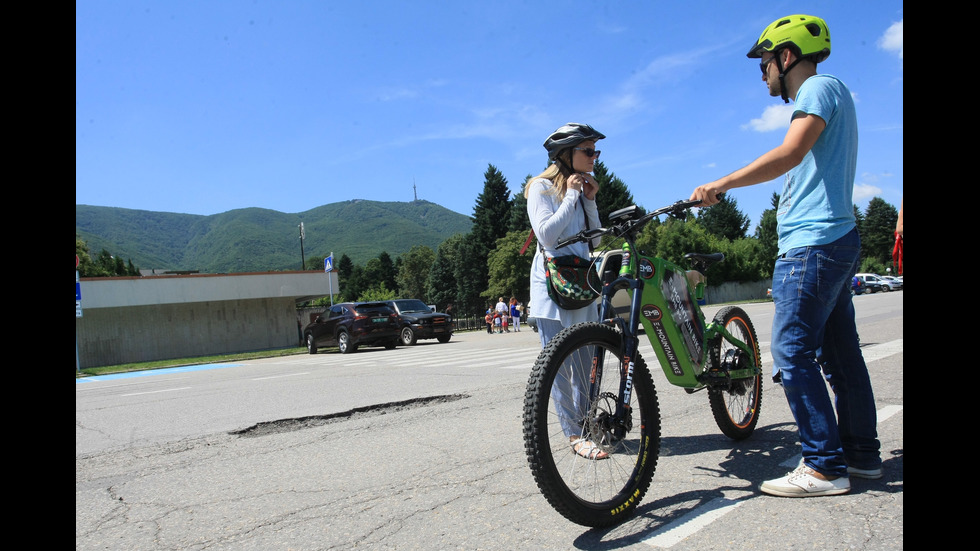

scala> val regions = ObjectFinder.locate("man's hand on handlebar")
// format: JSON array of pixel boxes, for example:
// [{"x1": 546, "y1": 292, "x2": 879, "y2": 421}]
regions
[{"x1": 689, "y1": 183, "x2": 726, "y2": 207}]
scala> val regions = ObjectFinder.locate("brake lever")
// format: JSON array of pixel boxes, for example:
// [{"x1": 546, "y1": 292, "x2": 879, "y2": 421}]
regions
[{"x1": 555, "y1": 227, "x2": 607, "y2": 250}]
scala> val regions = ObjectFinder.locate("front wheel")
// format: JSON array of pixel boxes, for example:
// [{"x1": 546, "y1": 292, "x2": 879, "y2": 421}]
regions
[
  {"x1": 338, "y1": 331, "x2": 357, "y2": 354},
  {"x1": 523, "y1": 322, "x2": 661, "y2": 528},
  {"x1": 707, "y1": 306, "x2": 763, "y2": 440},
  {"x1": 306, "y1": 334, "x2": 318, "y2": 355},
  {"x1": 400, "y1": 327, "x2": 417, "y2": 346}
]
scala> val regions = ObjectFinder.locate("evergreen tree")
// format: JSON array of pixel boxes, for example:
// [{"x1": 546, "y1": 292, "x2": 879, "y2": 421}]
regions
[
  {"x1": 396, "y1": 245, "x2": 435, "y2": 302},
  {"x1": 592, "y1": 161, "x2": 636, "y2": 224},
  {"x1": 455, "y1": 237, "x2": 487, "y2": 317},
  {"x1": 697, "y1": 194, "x2": 750, "y2": 241},
  {"x1": 507, "y1": 176, "x2": 533, "y2": 234},
  {"x1": 860, "y1": 197, "x2": 898, "y2": 265},
  {"x1": 461, "y1": 164, "x2": 513, "y2": 306},
  {"x1": 753, "y1": 192, "x2": 780, "y2": 277},
  {"x1": 344, "y1": 265, "x2": 367, "y2": 301},
  {"x1": 363, "y1": 257, "x2": 385, "y2": 295},
  {"x1": 376, "y1": 251, "x2": 398, "y2": 295},
  {"x1": 470, "y1": 164, "x2": 513, "y2": 255},
  {"x1": 337, "y1": 254, "x2": 353, "y2": 281},
  {"x1": 427, "y1": 234, "x2": 465, "y2": 313}
]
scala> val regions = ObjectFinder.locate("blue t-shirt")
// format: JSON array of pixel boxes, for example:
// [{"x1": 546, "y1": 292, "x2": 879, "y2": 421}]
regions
[{"x1": 776, "y1": 74, "x2": 858, "y2": 254}]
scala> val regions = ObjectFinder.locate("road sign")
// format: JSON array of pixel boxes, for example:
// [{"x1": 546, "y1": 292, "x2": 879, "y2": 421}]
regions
[
  {"x1": 324, "y1": 255, "x2": 334, "y2": 272},
  {"x1": 77, "y1": 270, "x2": 83, "y2": 317}
]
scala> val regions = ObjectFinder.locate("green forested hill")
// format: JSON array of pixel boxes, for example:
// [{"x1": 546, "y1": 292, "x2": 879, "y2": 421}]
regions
[{"x1": 75, "y1": 200, "x2": 473, "y2": 273}]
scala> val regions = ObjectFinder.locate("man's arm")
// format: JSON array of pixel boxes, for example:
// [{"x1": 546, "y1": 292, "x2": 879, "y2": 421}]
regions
[{"x1": 690, "y1": 113, "x2": 827, "y2": 206}]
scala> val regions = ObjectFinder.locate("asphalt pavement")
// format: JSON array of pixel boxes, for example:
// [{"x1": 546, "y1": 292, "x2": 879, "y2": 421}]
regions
[{"x1": 76, "y1": 292, "x2": 903, "y2": 550}]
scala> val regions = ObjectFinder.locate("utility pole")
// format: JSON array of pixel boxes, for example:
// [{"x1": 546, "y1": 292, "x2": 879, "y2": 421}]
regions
[
  {"x1": 413, "y1": 178, "x2": 418, "y2": 201},
  {"x1": 299, "y1": 222, "x2": 306, "y2": 270}
]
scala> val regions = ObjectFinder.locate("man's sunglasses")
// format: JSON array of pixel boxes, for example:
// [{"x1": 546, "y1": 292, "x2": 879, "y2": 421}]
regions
[
  {"x1": 760, "y1": 55, "x2": 776, "y2": 76},
  {"x1": 573, "y1": 147, "x2": 601, "y2": 159}
]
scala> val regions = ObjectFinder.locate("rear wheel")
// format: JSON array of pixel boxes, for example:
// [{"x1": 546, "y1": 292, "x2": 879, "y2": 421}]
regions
[
  {"x1": 523, "y1": 322, "x2": 661, "y2": 528},
  {"x1": 306, "y1": 334, "x2": 317, "y2": 355},
  {"x1": 437, "y1": 334, "x2": 451, "y2": 343},
  {"x1": 707, "y1": 306, "x2": 762, "y2": 440}
]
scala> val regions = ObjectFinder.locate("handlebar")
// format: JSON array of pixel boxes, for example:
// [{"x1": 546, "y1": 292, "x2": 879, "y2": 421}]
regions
[{"x1": 554, "y1": 199, "x2": 704, "y2": 250}]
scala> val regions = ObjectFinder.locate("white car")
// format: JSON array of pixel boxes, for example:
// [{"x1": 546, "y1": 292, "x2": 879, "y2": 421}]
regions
[{"x1": 878, "y1": 275, "x2": 903, "y2": 291}]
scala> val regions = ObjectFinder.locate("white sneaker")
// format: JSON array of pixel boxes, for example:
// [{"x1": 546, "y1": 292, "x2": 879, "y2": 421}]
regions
[
  {"x1": 847, "y1": 466, "x2": 883, "y2": 480},
  {"x1": 760, "y1": 465, "x2": 850, "y2": 497}
]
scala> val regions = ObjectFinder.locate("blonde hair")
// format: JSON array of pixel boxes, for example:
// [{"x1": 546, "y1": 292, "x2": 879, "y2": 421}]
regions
[{"x1": 524, "y1": 149, "x2": 574, "y2": 202}]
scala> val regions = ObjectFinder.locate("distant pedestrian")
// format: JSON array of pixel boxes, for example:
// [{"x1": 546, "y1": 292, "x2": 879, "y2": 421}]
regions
[
  {"x1": 510, "y1": 297, "x2": 522, "y2": 332},
  {"x1": 485, "y1": 309, "x2": 493, "y2": 334}
]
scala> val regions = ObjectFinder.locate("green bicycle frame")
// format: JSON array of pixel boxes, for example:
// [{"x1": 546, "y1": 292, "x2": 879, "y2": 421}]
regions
[{"x1": 617, "y1": 243, "x2": 759, "y2": 389}]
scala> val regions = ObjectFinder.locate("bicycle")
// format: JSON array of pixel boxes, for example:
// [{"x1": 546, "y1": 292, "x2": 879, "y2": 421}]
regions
[{"x1": 522, "y1": 199, "x2": 763, "y2": 528}]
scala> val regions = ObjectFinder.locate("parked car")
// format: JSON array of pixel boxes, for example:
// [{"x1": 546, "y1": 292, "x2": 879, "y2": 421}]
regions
[
  {"x1": 526, "y1": 302, "x2": 538, "y2": 332},
  {"x1": 879, "y1": 275, "x2": 903, "y2": 291},
  {"x1": 851, "y1": 276, "x2": 864, "y2": 295},
  {"x1": 853, "y1": 273, "x2": 883, "y2": 294},
  {"x1": 303, "y1": 302, "x2": 400, "y2": 354},
  {"x1": 385, "y1": 299, "x2": 453, "y2": 345}
]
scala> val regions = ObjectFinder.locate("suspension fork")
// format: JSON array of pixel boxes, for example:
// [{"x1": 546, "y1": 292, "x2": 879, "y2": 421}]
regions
[{"x1": 589, "y1": 252, "x2": 646, "y2": 439}]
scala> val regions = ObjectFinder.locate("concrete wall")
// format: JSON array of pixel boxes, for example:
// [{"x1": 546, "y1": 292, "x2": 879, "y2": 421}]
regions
[
  {"x1": 76, "y1": 271, "x2": 337, "y2": 368},
  {"x1": 704, "y1": 279, "x2": 772, "y2": 305}
]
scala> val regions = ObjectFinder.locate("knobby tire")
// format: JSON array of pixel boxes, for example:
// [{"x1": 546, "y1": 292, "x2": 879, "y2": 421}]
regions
[
  {"x1": 523, "y1": 322, "x2": 661, "y2": 528},
  {"x1": 707, "y1": 306, "x2": 763, "y2": 440}
]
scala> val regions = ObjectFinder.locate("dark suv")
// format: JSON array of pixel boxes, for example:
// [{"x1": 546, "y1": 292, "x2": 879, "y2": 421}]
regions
[
  {"x1": 303, "y1": 302, "x2": 400, "y2": 354},
  {"x1": 385, "y1": 299, "x2": 453, "y2": 345}
]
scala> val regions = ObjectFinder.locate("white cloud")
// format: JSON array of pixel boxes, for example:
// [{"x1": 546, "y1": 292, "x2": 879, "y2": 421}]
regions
[
  {"x1": 853, "y1": 182, "x2": 883, "y2": 203},
  {"x1": 742, "y1": 104, "x2": 795, "y2": 132},
  {"x1": 878, "y1": 20, "x2": 903, "y2": 60}
]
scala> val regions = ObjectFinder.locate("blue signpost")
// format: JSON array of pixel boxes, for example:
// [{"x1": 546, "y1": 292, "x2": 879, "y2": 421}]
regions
[{"x1": 325, "y1": 253, "x2": 334, "y2": 306}]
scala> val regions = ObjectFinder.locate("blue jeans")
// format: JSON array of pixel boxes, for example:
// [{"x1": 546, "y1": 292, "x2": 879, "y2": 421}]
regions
[
  {"x1": 771, "y1": 228, "x2": 881, "y2": 477},
  {"x1": 537, "y1": 317, "x2": 593, "y2": 438}
]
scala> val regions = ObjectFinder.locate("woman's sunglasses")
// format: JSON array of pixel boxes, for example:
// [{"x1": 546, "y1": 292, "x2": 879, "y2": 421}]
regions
[{"x1": 573, "y1": 147, "x2": 601, "y2": 159}]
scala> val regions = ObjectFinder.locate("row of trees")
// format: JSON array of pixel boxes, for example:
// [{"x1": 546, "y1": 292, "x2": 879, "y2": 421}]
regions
[
  {"x1": 305, "y1": 162, "x2": 901, "y2": 319},
  {"x1": 75, "y1": 237, "x2": 140, "y2": 277},
  {"x1": 75, "y1": 161, "x2": 900, "y2": 320}
]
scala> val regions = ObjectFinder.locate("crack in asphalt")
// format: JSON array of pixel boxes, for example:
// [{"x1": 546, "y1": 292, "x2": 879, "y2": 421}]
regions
[{"x1": 229, "y1": 394, "x2": 470, "y2": 437}]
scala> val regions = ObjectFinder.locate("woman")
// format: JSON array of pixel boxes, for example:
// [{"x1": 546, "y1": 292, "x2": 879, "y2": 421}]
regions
[
  {"x1": 509, "y1": 297, "x2": 521, "y2": 332},
  {"x1": 525, "y1": 122, "x2": 606, "y2": 460}
]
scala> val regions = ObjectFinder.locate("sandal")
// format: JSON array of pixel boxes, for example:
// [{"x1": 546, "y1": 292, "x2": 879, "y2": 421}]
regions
[{"x1": 570, "y1": 437, "x2": 609, "y2": 460}]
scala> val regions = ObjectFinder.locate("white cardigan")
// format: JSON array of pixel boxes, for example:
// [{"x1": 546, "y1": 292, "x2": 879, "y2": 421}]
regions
[{"x1": 526, "y1": 177, "x2": 601, "y2": 326}]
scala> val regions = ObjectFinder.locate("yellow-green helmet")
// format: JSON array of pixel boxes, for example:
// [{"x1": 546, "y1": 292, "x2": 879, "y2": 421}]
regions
[{"x1": 747, "y1": 14, "x2": 831, "y2": 63}]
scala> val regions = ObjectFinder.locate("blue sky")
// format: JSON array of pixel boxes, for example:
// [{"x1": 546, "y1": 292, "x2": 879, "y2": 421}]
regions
[{"x1": 76, "y1": 1, "x2": 903, "y2": 231}]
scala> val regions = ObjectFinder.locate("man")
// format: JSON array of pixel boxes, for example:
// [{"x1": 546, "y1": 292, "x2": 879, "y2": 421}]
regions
[{"x1": 690, "y1": 14, "x2": 881, "y2": 497}]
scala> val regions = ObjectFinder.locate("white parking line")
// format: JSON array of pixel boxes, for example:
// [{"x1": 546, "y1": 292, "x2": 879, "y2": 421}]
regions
[
  {"x1": 639, "y1": 339, "x2": 902, "y2": 545},
  {"x1": 121, "y1": 387, "x2": 191, "y2": 397},
  {"x1": 642, "y1": 498, "x2": 743, "y2": 548},
  {"x1": 861, "y1": 339, "x2": 903, "y2": 363},
  {"x1": 252, "y1": 372, "x2": 310, "y2": 381}
]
